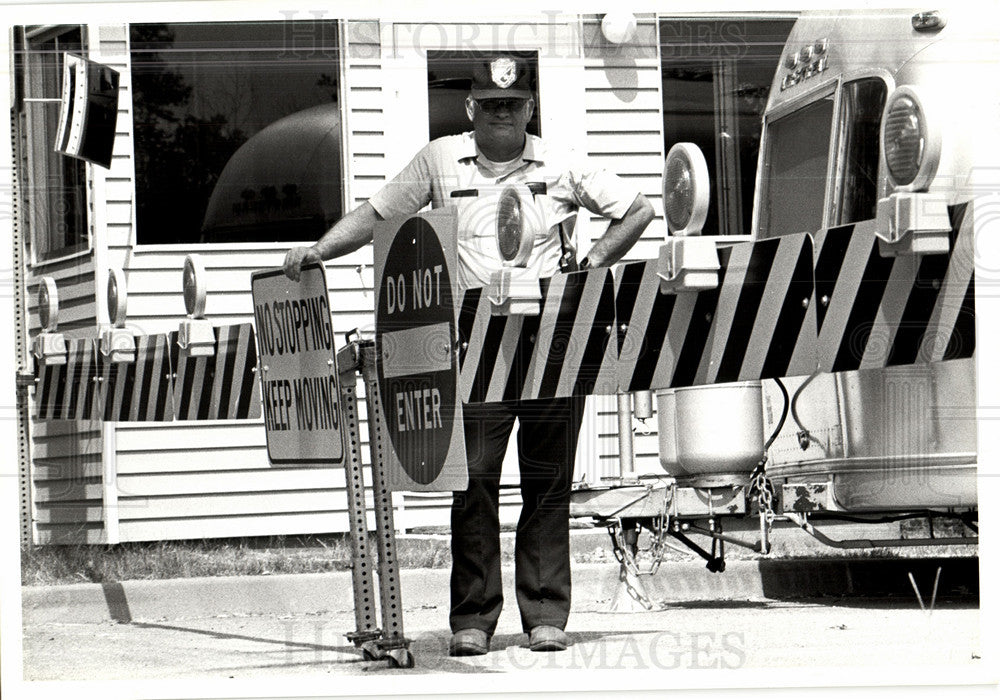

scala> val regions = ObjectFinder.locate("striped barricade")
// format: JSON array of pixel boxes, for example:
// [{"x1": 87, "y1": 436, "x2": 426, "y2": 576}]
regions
[
  {"x1": 458, "y1": 267, "x2": 618, "y2": 404},
  {"x1": 615, "y1": 233, "x2": 817, "y2": 392},
  {"x1": 96, "y1": 333, "x2": 175, "y2": 422},
  {"x1": 169, "y1": 323, "x2": 262, "y2": 421},
  {"x1": 814, "y1": 203, "x2": 975, "y2": 373},
  {"x1": 33, "y1": 338, "x2": 101, "y2": 421}
]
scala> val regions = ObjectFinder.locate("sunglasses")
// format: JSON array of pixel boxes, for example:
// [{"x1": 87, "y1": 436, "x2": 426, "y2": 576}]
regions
[{"x1": 474, "y1": 98, "x2": 529, "y2": 113}]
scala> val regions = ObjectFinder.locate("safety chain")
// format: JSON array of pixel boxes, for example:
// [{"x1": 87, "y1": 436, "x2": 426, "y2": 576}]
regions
[
  {"x1": 646, "y1": 490, "x2": 673, "y2": 575},
  {"x1": 607, "y1": 520, "x2": 639, "y2": 575},
  {"x1": 747, "y1": 457, "x2": 777, "y2": 553},
  {"x1": 605, "y1": 520, "x2": 657, "y2": 610},
  {"x1": 606, "y1": 511, "x2": 672, "y2": 578},
  {"x1": 747, "y1": 458, "x2": 776, "y2": 521}
]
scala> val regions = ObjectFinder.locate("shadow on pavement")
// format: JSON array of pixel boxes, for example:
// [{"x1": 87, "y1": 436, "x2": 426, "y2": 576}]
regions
[
  {"x1": 131, "y1": 622, "x2": 359, "y2": 656},
  {"x1": 758, "y1": 556, "x2": 979, "y2": 601},
  {"x1": 660, "y1": 600, "x2": 775, "y2": 610}
]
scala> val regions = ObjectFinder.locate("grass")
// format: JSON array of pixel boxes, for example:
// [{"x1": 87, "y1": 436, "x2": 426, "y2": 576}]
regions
[
  {"x1": 20, "y1": 534, "x2": 450, "y2": 587},
  {"x1": 20, "y1": 518, "x2": 977, "y2": 586}
]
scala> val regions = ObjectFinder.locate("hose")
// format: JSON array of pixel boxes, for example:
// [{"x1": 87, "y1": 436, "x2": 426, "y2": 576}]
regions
[{"x1": 764, "y1": 377, "x2": 789, "y2": 453}]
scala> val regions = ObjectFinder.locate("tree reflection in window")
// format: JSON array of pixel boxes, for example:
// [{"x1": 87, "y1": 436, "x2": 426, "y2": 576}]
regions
[{"x1": 130, "y1": 21, "x2": 343, "y2": 245}]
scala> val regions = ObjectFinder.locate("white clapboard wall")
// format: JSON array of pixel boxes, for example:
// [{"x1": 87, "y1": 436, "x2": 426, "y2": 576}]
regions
[
  {"x1": 25, "y1": 265, "x2": 106, "y2": 543},
  {"x1": 22, "y1": 27, "x2": 105, "y2": 544},
  {"x1": 581, "y1": 15, "x2": 667, "y2": 483},
  {"x1": 96, "y1": 21, "x2": 377, "y2": 542},
  {"x1": 25, "y1": 16, "x2": 672, "y2": 542}
]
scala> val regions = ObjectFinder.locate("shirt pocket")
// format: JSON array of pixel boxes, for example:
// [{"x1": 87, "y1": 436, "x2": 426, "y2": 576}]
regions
[{"x1": 452, "y1": 193, "x2": 497, "y2": 245}]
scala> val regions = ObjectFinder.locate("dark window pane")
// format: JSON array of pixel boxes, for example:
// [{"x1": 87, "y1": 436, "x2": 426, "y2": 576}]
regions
[
  {"x1": 660, "y1": 19, "x2": 794, "y2": 236},
  {"x1": 19, "y1": 27, "x2": 89, "y2": 262},
  {"x1": 833, "y1": 78, "x2": 887, "y2": 226},
  {"x1": 759, "y1": 96, "x2": 835, "y2": 238},
  {"x1": 130, "y1": 21, "x2": 344, "y2": 244}
]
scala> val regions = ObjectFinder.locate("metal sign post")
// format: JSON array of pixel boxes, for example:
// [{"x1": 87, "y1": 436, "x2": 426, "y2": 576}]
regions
[
  {"x1": 251, "y1": 264, "x2": 413, "y2": 668},
  {"x1": 336, "y1": 337, "x2": 413, "y2": 668}
]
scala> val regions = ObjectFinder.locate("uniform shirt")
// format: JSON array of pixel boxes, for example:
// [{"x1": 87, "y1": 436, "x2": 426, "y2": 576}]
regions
[{"x1": 368, "y1": 131, "x2": 641, "y2": 290}]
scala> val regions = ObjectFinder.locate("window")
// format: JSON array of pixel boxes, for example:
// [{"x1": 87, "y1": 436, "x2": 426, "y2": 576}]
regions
[
  {"x1": 757, "y1": 77, "x2": 888, "y2": 239},
  {"x1": 758, "y1": 96, "x2": 835, "y2": 239},
  {"x1": 830, "y1": 78, "x2": 887, "y2": 227},
  {"x1": 130, "y1": 21, "x2": 344, "y2": 244},
  {"x1": 426, "y1": 50, "x2": 541, "y2": 141},
  {"x1": 660, "y1": 18, "x2": 794, "y2": 236},
  {"x1": 16, "y1": 26, "x2": 89, "y2": 263}
]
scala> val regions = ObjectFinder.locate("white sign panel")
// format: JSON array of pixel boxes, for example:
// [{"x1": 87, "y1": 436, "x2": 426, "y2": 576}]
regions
[{"x1": 250, "y1": 263, "x2": 344, "y2": 465}]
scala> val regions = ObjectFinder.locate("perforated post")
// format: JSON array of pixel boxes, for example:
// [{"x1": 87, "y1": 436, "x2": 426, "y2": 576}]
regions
[
  {"x1": 12, "y1": 106, "x2": 34, "y2": 547},
  {"x1": 359, "y1": 342, "x2": 408, "y2": 649},
  {"x1": 336, "y1": 342, "x2": 381, "y2": 645}
]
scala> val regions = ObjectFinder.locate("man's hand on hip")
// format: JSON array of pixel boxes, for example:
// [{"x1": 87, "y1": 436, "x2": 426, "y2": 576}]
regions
[{"x1": 283, "y1": 246, "x2": 322, "y2": 281}]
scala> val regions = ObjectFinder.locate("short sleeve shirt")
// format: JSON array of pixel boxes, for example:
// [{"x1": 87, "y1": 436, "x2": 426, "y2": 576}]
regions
[{"x1": 368, "y1": 131, "x2": 640, "y2": 290}]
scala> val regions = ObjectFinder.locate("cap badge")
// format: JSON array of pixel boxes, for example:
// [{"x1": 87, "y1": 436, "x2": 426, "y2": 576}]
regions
[{"x1": 490, "y1": 58, "x2": 518, "y2": 89}]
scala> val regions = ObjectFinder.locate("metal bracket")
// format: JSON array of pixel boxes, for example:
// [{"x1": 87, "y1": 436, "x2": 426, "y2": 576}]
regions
[
  {"x1": 781, "y1": 482, "x2": 834, "y2": 513},
  {"x1": 485, "y1": 267, "x2": 542, "y2": 316},
  {"x1": 656, "y1": 238, "x2": 721, "y2": 294},
  {"x1": 684, "y1": 522, "x2": 765, "y2": 555},
  {"x1": 667, "y1": 525, "x2": 727, "y2": 573},
  {"x1": 874, "y1": 192, "x2": 952, "y2": 257}
]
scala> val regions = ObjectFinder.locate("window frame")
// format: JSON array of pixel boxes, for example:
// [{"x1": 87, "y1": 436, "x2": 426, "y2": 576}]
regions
[
  {"x1": 20, "y1": 24, "x2": 93, "y2": 267},
  {"x1": 754, "y1": 79, "x2": 838, "y2": 240},
  {"x1": 753, "y1": 69, "x2": 894, "y2": 239},
  {"x1": 827, "y1": 72, "x2": 893, "y2": 228},
  {"x1": 127, "y1": 18, "x2": 350, "y2": 251},
  {"x1": 657, "y1": 15, "x2": 797, "y2": 238}
]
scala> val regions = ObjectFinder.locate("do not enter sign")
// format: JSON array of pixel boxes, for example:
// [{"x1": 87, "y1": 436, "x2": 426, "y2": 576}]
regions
[{"x1": 374, "y1": 211, "x2": 468, "y2": 491}]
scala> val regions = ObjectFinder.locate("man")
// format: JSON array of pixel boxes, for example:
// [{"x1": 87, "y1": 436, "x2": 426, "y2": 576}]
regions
[{"x1": 284, "y1": 55, "x2": 653, "y2": 656}]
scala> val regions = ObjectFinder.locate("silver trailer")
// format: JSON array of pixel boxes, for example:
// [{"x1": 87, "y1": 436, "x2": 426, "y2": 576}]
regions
[{"x1": 572, "y1": 8, "x2": 990, "y2": 579}]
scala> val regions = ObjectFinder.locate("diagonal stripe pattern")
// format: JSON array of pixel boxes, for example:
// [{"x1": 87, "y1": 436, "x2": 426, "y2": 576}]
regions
[
  {"x1": 33, "y1": 338, "x2": 101, "y2": 421},
  {"x1": 458, "y1": 267, "x2": 618, "y2": 404},
  {"x1": 814, "y1": 202, "x2": 975, "y2": 373},
  {"x1": 169, "y1": 323, "x2": 263, "y2": 421},
  {"x1": 31, "y1": 206, "x2": 979, "y2": 418},
  {"x1": 615, "y1": 232, "x2": 816, "y2": 392},
  {"x1": 96, "y1": 333, "x2": 174, "y2": 422}
]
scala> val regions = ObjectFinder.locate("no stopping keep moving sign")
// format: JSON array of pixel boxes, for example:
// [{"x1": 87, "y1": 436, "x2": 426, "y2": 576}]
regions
[
  {"x1": 251, "y1": 263, "x2": 345, "y2": 465},
  {"x1": 375, "y1": 211, "x2": 468, "y2": 491}
]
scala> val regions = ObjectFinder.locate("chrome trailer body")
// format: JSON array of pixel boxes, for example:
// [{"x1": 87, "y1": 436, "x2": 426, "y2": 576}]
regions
[{"x1": 572, "y1": 9, "x2": 995, "y2": 573}]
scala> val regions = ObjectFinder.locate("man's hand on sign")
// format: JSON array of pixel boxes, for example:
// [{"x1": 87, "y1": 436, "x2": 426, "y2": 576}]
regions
[{"x1": 283, "y1": 246, "x2": 322, "y2": 281}]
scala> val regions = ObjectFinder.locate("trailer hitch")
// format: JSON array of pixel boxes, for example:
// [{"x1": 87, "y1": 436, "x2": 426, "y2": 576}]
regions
[
  {"x1": 667, "y1": 520, "x2": 729, "y2": 573},
  {"x1": 685, "y1": 523, "x2": 769, "y2": 556}
]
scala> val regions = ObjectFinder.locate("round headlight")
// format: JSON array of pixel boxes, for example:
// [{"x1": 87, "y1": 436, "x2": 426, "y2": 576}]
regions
[
  {"x1": 107, "y1": 268, "x2": 128, "y2": 328},
  {"x1": 882, "y1": 86, "x2": 940, "y2": 191},
  {"x1": 183, "y1": 254, "x2": 208, "y2": 318},
  {"x1": 39, "y1": 277, "x2": 59, "y2": 332},
  {"x1": 663, "y1": 142, "x2": 710, "y2": 236},
  {"x1": 495, "y1": 183, "x2": 535, "y2": 267}
]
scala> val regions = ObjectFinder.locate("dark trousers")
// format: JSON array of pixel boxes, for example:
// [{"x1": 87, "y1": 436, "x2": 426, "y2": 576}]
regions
[{"x1": 450, "y1": 396, "x2": 586, "y2": 635}]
